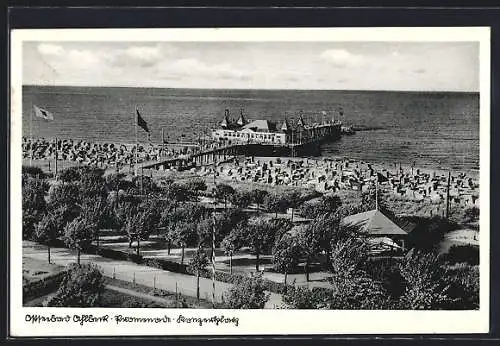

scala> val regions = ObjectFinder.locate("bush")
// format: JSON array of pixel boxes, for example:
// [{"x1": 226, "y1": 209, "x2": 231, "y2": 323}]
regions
[
  {"x1": 196, "y1": 269, "x2": 294, "y2": 295},
  {"x1": 443, "y1": 264, "x2": 479, "y2": 310},
  {"x1": 364, "y1": 257, "x2": 406, "y2": 299},
  {"x1": 397, "y1": 251, "x2": 452, "y2": 310},
  {"x1": 444, "y1": 245, "x2": 479, "y2": 266},
  {"x1": 47, "y1": 263, "x2": 105, "y2": 307},
  {"x1": 120, "y1": 297, "x2": 165, "y2": 308},
  {"x1": 226, "y1": 273, "x2": 270, "y2": 309},
  {"x1": 93, "y1": 246, "x2": 129, "y2": 261},
  {"x1": 142, "y1": 257, "x2": 189, "y2": 274},
  {"x1": 128, "y1": 253, "x2": 143, "y2": 264},
  {"x1": 283, "y1": 286, "x2": 321, "y2": 309},
  {"x1": 23, "y1": 271, "x2": 68, "y2": 303},
  {"x1": 404, "y1": 216, "x2": 458, "y2": 252},
  {"x1": 22, "y1": 165, "x2": 46, "y2": 179},
  {"x1": 463, "y1": 206, "x2": 479, "y2": 223}
]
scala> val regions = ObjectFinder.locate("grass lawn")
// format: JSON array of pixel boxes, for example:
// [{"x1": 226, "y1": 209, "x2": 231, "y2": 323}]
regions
[
  {"x1": 103, "y1": 277, "x2": 217, "y2": 309},
  {"x1": 24, "y1": 289, "x2": 169, "y2": 308},
  {"x1": 22, "y1": 256, "x2": 66, "y2": 285},
  {"x1": 25, "y1": 276, "x2": 216, "y2": 308}
]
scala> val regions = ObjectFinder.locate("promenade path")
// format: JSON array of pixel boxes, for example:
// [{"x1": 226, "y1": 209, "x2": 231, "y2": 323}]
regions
[{"x1": 23, "y1": 241, "x2": 284, "y2": 309}]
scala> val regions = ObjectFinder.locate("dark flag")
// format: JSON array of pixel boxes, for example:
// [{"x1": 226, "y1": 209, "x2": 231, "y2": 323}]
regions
[
  {"x1": 136, "y1": 108, "x2": 149, "y2": 133},
  {"x1": 377, "y1": 172, "x2": 389, "y2": 183}
]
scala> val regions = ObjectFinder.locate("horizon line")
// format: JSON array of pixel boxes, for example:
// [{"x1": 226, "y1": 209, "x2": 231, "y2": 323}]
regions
[{"x1": 21, "y1": 84, "x2": 480, "y2": 94}]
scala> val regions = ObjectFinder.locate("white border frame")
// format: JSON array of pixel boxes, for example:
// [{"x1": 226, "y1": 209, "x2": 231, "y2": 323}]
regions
[{"x1": 10, "y1": 27, "x2": 490, "y2": 336}]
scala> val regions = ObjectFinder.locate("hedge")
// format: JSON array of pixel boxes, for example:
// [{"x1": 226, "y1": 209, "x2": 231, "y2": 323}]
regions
[
  {"x1": 57, "y1": 242, "x2": 330, "y2": 297},
  {"x1": 85, "y1": 244, "x2": 190, "y2": 274},
  {"x1": 444, "y1": 245, "x2": 479, "y2": 266},
  {"x1": 23, "y1": 270, "x2": 68, "y2": 303},
  {"x1": 141, "y1": 257, "x2": 189, "y2": 274},
  {"x1": 196, "y1": 268, "x2": 297, "y2": 295}
]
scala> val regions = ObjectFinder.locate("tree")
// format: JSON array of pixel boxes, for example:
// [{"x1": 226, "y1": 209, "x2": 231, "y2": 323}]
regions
[
  {"x1": 78, "y1": 166, "x2": 107, "y2": 198},
  {"x1": 325, "y1": 237, "x2": 389, "y2": 309},
  {"x1": 308, "y1": 212, "x2": 356, "y2": 268},
  {"x1": 230, "y1": 191, "x2": 253, "y2": 209},
  {"x1": 59, "y1": 167, "x2": 81, "y2": 184},
  {"x1": 22, "y1": 165, "x2": 46, "y2": 179},
  {"x1": 443, "y1": 263, "x2": 479, "y2": 309},
  {"x1": 63, "y1": 216, "x2": 96, "y2": 265},
  {"x1": 122, "y1": 208, "x2": 154, "y2": 256},
  {"x1": 188, "y1": 248, "x2": 209, "y2": 300},
  {"x1": 296, "y1": 225, "x2": 321, "y2": 282},
  {"x1": 226, "y1": 273, "x2": 270, "y2": 309},
  {"x1": 159, "y1": 203, "x2": 180, "y2": 255},
  {"x1": 298, "y1": 194, "x2": 342, "y2": 219},
  {"x1": 185, "y1": 178, "x2": 207, "y2": 195},
  {"x1": 35, "y1": 210, "x2": 64, "y2": 263},
  {"x1": 221, "y1": 230, "x2": 243, "y2": 274},
  {"x1": 166, "y1": 183, "x2": 193, "y2": 210},
  {"x1": 251, "y1": 189, "x2": 269, "y2": 211},
  {"x1": 283, "y1": 286, "x2": 321, "y2": 309},
  {"x1": 48, "y1": 263, "x2": 105, "y2": 307},
  {"x1": 47, "y1": 182, "x2": 82, "y2": 225},
  {"x1": 216, "y1": 208, "x2": 249, "y2": 241},
  {"x1": 284, "y1": 190, "x2": 302, "y2": 222},
  {"x1": 268, "y1": 218, "x2": 294, "y2": 245},
  {"x1": 80, "y1": 196, "x2": 107, "y2": 250},
  {"x1": 463, "y1": 206, "x2": 480, "y2": 224},
  {"x1": 172, "y1": 220, "x2": 197, "y2": 264},
  {"x1": 273, "y1": 233, "x2": 301, "y2": 285},
  {"x1": 398, "y1": 251, "x2": 452, "y2": 310},
  {"x1": 196, "y1": 217, "x2": 215, "y2": 250},
  {"x1": 22, "y1": 176, "x2": 48, "y2": 239},
  {"x1": 263, "y1": 193, "x2": 289, "y2": 218},
  {"x1": 104, "y1": 172, "x2": 128, "y2": 192},
  {"x1": 238, "y1": 217, "x2": 277, "y2": 271},
  {"x1": 139, "y1": 198, "x2": 164, "y2": 234},
  {"x1": 404, "y1": 215, "x2": 457, "y2": 252},
  {"x1": 215, "y1": 183, "x2": 235, "y2": 210}
]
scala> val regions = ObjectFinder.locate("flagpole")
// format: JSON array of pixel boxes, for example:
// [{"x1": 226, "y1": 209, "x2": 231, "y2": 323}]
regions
[
  {"x1": 30, "y1": 106, "x2": 33, "y2": 166},
  {"x1": 161, "y1": 128, "x2": 165, "y2": 158},
  {"x1": 212, "y1": 155, "x2": 217, "y2": 308},
  {"x1": 375, "y1": 171, "x2": 379, "y2": 211},
  {"x1": 54, "y1": 137, "x2": 58, "y2": 177},
  {"x1": 135, "y1": 108, "x2": 138, "y2": 177}
]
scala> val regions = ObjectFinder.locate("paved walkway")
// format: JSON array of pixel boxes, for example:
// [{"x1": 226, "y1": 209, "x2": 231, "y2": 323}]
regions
[{"x1": 23, "y1": 241, "x2": 284, "y2": 309}]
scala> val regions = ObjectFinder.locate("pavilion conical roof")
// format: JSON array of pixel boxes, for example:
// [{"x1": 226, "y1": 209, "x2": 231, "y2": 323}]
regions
[{"x1": 281, "y1": 119, "x2": 291, "y2": 132}]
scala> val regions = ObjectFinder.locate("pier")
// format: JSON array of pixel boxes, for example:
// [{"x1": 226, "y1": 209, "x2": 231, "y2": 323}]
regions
[{"x1": 140, "y1": 122, "x2": 342, "y2": 171}]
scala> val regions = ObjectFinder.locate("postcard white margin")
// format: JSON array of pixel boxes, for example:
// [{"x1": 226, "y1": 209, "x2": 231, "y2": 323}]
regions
[{"x1": 10, "y1": 27, "x2": 491, "y2": 336}]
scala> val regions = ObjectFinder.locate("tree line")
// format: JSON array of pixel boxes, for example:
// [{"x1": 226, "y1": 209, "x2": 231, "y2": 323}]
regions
[{"x1": 22, "y1": 165, "x2": 479, "y2": 310}]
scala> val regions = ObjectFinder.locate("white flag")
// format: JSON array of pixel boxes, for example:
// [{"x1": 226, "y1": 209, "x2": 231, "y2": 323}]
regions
[{"x1": 33, "y1": 105, "x2": 54, "y2": 120}]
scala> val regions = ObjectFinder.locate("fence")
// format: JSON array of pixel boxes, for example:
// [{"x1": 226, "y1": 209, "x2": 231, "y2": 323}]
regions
[{"x1": 93, "y1": 263, "x2": 226, "y2": 305}]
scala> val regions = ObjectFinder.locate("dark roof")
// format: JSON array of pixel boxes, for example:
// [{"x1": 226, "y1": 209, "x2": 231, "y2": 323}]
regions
[
  {"x1": 341, "y1": 209, "x2": 407, "y2": 236},
  {"x1": 281, "y1": 119, "x2": 291, "y2": 132},
  {"x1": 237, "y1": 111, "x2": 247, "y2": 126},
  {"x1": 297, "y1": 115, "x2": 306, "y2": 127},
  {"x1": 243, "y1": 119, "x2": 277, "y2": 132},
  {"x1": 220, "y1": 116, "x2": 230, "y2": 128}
]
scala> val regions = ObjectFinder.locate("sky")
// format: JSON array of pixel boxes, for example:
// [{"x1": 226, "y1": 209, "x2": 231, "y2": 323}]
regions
[{"x1": 22, "y1": 41, "x2": 479, "y2": 92}]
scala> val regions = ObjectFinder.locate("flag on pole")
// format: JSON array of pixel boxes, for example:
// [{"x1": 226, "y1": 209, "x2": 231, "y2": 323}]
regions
[
  {"x1": 33, "y1": 105, "x2": 54, "y2": 120},
  {"x1": 136, "y1": 108, "x2": 150, "y2": 133},
  {"x1": 377, "y1": 172, "x2": 389, "y2": 183}
]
